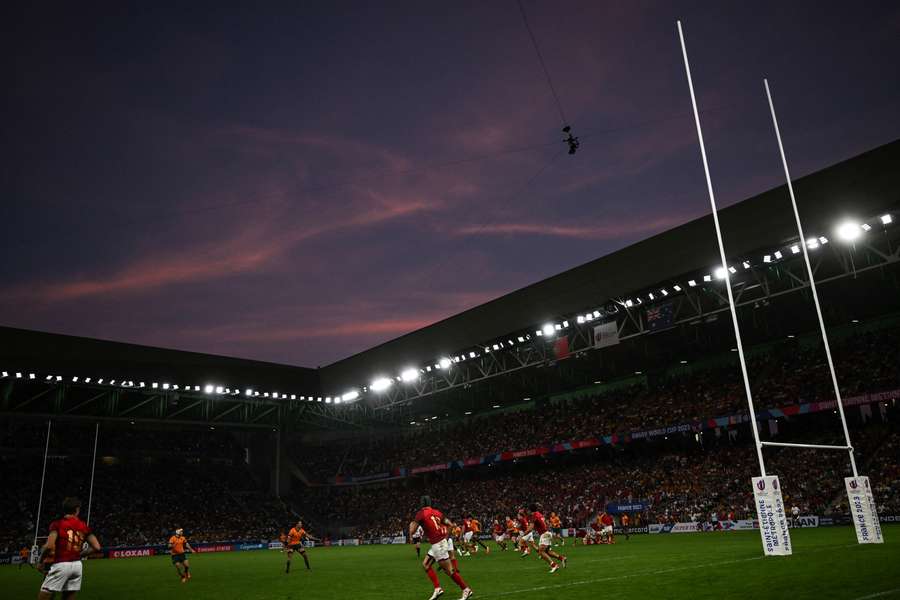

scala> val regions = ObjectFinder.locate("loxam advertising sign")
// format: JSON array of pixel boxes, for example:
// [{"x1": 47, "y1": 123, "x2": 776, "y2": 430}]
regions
[{"x1": 109, "y1": 548, "x2": 156, "y2": 559}]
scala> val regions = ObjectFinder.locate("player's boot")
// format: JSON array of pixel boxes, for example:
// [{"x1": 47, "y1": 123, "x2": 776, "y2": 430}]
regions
[
  {"x1": 428, "y1": 587, "x2": 445, "y2": 600},
  {"x1": 560, "y1": 556, "x2": 567, "y2": 568},
  {"x1": 549, "y1": 563, "x2": 559, "y2": 574},
  {"x1": 459, "y1": 588, "x2": 474, "y2": 599},
  {"x1": 485, "y1": 547, "x2": 490, "y2": 555}
]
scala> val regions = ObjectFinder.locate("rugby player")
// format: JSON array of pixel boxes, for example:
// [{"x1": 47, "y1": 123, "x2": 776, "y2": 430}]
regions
[
  {"x1": 168, "y1": 528, "x2": 195, "y2": 582},
  {"x1": 620, "y1": 513, "x2": 631, "y2": 540},
  {"x1": 598, "y1": 511, "x2": 615, "y2": 544},
  {"x1": 463, "y1": 515, "x2": 490, "y2": 554},
  {"x1": 19, "y1": 545, "x2": 29, "y2": 570},
  {"x1": 491, "y1": 519, "x2": 508, "y2": 551},
  {"x1": 37, "y1": 497, "x2": 102, "y2": 600},
  {"x1": 412, "y1": 524, "x2": 424, "y2": 558},
  {"x1": 548, "y1": 512, "x2": 564, "y2": 546},
  {"x1": 525, "y1": 505, "x2": 567, "y2": 574},
  {"x1": 285, "y1": 520, "x2": 318, "y2": 572},
  {"x1": 409, "y1": 495, "x2": 473, "y2": 600}
]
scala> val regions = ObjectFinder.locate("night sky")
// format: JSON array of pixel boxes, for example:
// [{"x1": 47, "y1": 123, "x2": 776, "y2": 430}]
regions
[{"x1": 4, "y1": 1, "x2": 899, "y2": 367}]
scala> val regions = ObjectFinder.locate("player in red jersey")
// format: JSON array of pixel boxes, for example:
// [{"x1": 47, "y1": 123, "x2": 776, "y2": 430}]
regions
[
  {"x1": 516, "y1": 509, "x2": 538, "y2": 557},
  {"x1": 37, "y1": 497, "x2": 102, "y2": 600},
  {"x1": 491, "y1": 519, "x2": 508, "y2": 551},
  {"x1": 526, "y1": 504, "x2": 567, "y2": 573},
  {"x1": 409, "y1": 496, "x2": 473, "y2": 600},
  {"x1": 598, "y1": 511, "x2": 615, "y2": 544}
]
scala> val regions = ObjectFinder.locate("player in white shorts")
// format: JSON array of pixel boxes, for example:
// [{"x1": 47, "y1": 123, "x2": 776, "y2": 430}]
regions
[
  {"x1": 412, "y1": 525, "x2": 424, "y2": 558},
  {"x1": 38, "y1": 497, "x2": 102, "y2": 599}
]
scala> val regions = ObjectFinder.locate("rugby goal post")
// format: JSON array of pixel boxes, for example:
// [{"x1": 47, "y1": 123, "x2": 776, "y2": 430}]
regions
[
  {"x1": 762, "y1": 79, "x2": 882, "y2": 545},
  {"x1": 676, "y1": 20, "x2": 882, "y2": 554}
]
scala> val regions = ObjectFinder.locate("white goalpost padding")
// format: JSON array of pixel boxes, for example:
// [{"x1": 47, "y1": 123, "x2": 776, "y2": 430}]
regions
[
  {"x1": 676, "y1": 21, "x2": 791, "y2": 556},
  {"x1": 32, "y1": 419, "x2": 53, "y2": 553},
  {"x1": 763, "y1": 79, "x2": 883, "y2": 545}
]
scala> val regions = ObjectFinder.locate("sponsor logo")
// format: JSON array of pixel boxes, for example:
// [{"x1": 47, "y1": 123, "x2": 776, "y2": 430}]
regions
[
  {"x1": 109, "y1": 548, "x2": 155, "y2": 559},
  {"x1": 757, "y1": 480, "x2": 765, "y2": 491},
  {"x1": 195, "y1": 544, "x2": 233, "y2": 553},
  {"x1": 772, "y1": 478, "x2": 779, "y2": 490},
  {"x1": 850, "y1": 480, "x2": 858, "y2": 489}
]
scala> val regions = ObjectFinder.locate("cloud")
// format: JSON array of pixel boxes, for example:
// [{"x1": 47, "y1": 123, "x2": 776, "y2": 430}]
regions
[{"x1": 453, "y1": 212, "x2": 700, "y2": 240}]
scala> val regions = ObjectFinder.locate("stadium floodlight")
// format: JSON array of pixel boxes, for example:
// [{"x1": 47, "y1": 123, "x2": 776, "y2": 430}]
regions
[
  {"x1": 371, "y1": 377, "x2": 393, "y2": 392},
  {"x1": 576, "y1": 315, "x2": 584, "y2": 324},
  {"x1": 585, "y1": 313, "x2": 593, "y2": 321},
  {"x1": 625, "y1": 299, "x2": 634, "y2": 307},
  {"x1": 673, "y1": 285, "x2": 682, "y2": 292},
  {"x1": 342, "y1": 390, "x2": 359, "y2": 402},
  {"x1": 836, "y1": 221, "x2": 862, "y2": 242},
  {"x1": 15, "y1": 372, "x2": 22, "y2": 378},
  {"x1": 774, "y1": 251, "x2": 783, "y2": 259},
  {"x1": 464, "y1": 411, "x2": 472, "y2": 415},
  {"x1": 108, "y1": 379, "x2": 115, "y2": 385},
  {"x1": 861, "y1": 223, "x2": 871, "y2": 231},
  {"x1": 29, "y1": 373, "x2": 36, "y2": 379},
  {"x1": 763, "y1": 255, "x2": 772, "y2": 263},
  {"x1": 819, "y1": 236, "x2": 828, "y2": 244},
  {"x1": 492, "y1": 344, "x2": 499, "y2": 351},
  {"x1": 742, "y1": 261, "x2": 751, "y2": 269},
  {"x1": 562, "y1": 320, "x2": 569, "y2": 328},
  {"x1": 881, "y1": 214, "x2": 893, "y2": 225},
  {"x1": 85, "y1": 377, "x2": 91, "y2": 383},
  {"x1": 204, "y1": 384, "x2": 214, "y2": 394},
  {"x1": 492, "y1": 404, "x2": 500, "y2": 408},
  {"x1": 215, "y1": 386, "x2": 224, "y2": 394},
  {"x1": 138, "y1": 382, "x2": 144, "y2": 388},
  {"x1": 56, "y1": 375, "x2": 62, "y2": 382},
  {"x1": 703, "y1": 274, "x2": 712, "y2": 282},
  {"x1": 660, "y1": 289, "x2": 669, "y2": 296},
  {"x1": 45, "y1": 375, "x2": 53, "y2": 381},
  {"x1": 593, "y1": 311, "x2": 600, "y2": 318},
  {"x1": 688, "y1": 280, "x2": 697, "y2": 287},
  {"x1": 245, "y1": 389, "x2": 253, "y2": 396},
  {"x1": 97, "y1": 378, "x2": 104, "y2": 384},
  {"x1": 807, "y1": 238, "x2": 820, "y2": 249},
  {"x1": 401, "y1": 368, "x2": 420, "y2": 383},
  {"x1": 438, "y1": 357, "x2": 452, "y2": 369},
  {"x1": 790, "y1": 244, "x2": 800, "y2": 254},
  {"x1": 713, "y1": 267, "x2": 726, "y2": 280},
  {"x1": 517, "y1": 336, "x2": 525, "y2": 342},
  {"x1": 72, "y1": 376, "x2": 78, "y2": 382},
  {"x1": 470, "y1": 351, "x2": 477, "y2": 358},
  {"x1": 0, "y1": 371, "x2": 6, "y2": 378},
  {"x1": 541, "y1": 323, "x2": 555, "y2": 337},
  {"x1": 325, "y1": 397, "x2": 332, "y2": 403},
  {"x1": 648, "y1": 292, "x2": 655, "y2": 300},
  {"x1": 162, "y1": 383, "x2": 170, "y2": 390},
  {"x1": 263, "y1": 392, "x2": 270, "y2": 398}
]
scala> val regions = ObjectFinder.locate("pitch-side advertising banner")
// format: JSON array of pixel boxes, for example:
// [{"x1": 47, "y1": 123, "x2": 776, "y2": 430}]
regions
[
  {"x1": 752, "y1": 475, "x2": 792, "y2": 556},
  {"x1": 845, "y1": 476, "x2": 884, "y2": 544}
]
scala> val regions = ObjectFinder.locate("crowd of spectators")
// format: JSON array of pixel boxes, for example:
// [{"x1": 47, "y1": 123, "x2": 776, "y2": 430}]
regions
[
  {"x1": 294, "y1": 326, "x2": 900, "y2": 482},
  {"x1": 0, "y1": 426, "x2": 293, "y2": 553},
  {"x1": 294, "y1": 424, "x2": 900, "y2": 539}
]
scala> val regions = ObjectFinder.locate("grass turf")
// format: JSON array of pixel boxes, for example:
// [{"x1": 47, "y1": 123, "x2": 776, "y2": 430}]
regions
[{"x1": 2, "y1": 527, "x2": 898, "y2": 599}]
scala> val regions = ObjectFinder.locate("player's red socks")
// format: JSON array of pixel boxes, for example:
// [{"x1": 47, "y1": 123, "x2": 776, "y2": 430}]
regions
[
  {"x1": 451, "y1": 558, "x2": 460, "y2": 572},
  {"x1": 425, "y1": 566, "x2": 440, "y2": 588},
  {"x1": 451, "y1": 571, "x2": 468, "y2": 590}
]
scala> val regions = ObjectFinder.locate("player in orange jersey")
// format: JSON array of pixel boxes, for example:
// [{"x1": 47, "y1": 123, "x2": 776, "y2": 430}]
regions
[
  {"x1": 168, "y1": 528, "x2": 195, "y2": 583},
  {"x1": 548, "y1": 512, "x2": 564, "y2": 546},
  {"x1": 285, "y1": 520, "x2": 319, "y2": 573}
]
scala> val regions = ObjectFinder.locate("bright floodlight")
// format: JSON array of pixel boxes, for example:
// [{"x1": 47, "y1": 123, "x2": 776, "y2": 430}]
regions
[
  {"x1": 688, "y1": 280, "x2": 697, "y2": 287},
  {"x1": 439, "y1": 357, "x2": 452, "y2": 369},
  {"x1": 541, "y1": 323, "x2": 555, "y2": 337},
  {"x1": 400, "y1": 368, "x2": 419, "y2": 383},
  {"x1": 881, "y1": 214, "x2": 893, "y2": 225},
  {"x1": 790, "y1": 245, "x2": 800, "y2": 254},
  {"x1": 245, "y1": 389, "x2": 253, "y2": 396},
  {"x1": 836, "y1": 221, "x2": 862, "y2": 242},
  {"x1": 341, "y1": 390, "x2": 359, "y2": 402},
  {"x1": 204, "y1": 384, "x2": 214, "y2": 394},
  {"x1": 371, "y1": 377, "x2": 393, "y2": 392},
  {"x1": 714, "y1": 267, "x2": 726, "y2": 280}
]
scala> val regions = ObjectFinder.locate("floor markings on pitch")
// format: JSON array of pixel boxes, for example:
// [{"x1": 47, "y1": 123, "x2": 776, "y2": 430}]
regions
[
  {"x1": 851, "y1": 590, "x2": 900, "y2": 600},
  {"x1": 478, "y1": 543, "x2": 859, "y2": 598}
]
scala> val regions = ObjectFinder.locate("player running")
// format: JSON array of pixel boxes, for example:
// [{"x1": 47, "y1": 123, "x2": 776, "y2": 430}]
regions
[
  {"x1": 279, "y1": 530, "x2": 288, "y2": 553},
  {"x1": 505, "y1": 515, "x2": 519, "y2": 548},
  {"x1": 516, "y1": 509, "x2": 538, "y2": 557},
  {"x1": 548, "y1": 512, "x2": 564, "y2": 546},
  {"x1": 491, "y1": 519, "x2": 508, "y2": 551},
  {"x1": 526, "y1": 504, "x2": 567, "y2": 574},
  {"x1": 410, "y1": 495, "x2": 473, "y2": 600},
  {"x1": 285, "y1": 520, "x2": 318, "y2": 572},
  {"x1": 37, "y1": 497, "x2": 102, "y2": 600},
  {"x1": 412, "y1": 524, "x2": 424, "y2": 558},
  {"x1": 168, "y1": 528, "x2": 195, "y2": 583},
  {"x1": 462, "y1": 516, "x2": 490, "y2": 555},
  {"x1": 19, "y1": 545, "x2": 29, "y2": 570}
]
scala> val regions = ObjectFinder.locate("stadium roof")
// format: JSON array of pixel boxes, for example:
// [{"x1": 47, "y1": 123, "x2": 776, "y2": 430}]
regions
[
  {"x1": 2, "y1": 139, "x2": 898, "y2": 400},
  {"x1": 319, "y1": 138, "x2": 900, "y2": 391}
]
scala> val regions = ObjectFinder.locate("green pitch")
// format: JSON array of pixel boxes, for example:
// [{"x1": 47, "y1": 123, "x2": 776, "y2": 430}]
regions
[{"x1": 3, "y1": 527, "x2": 898, "y2": 599}]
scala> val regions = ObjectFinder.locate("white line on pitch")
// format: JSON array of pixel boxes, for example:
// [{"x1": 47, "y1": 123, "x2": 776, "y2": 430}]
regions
[{"x1": 851, "y1": 589, "x2": 900, "y2": 600}]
